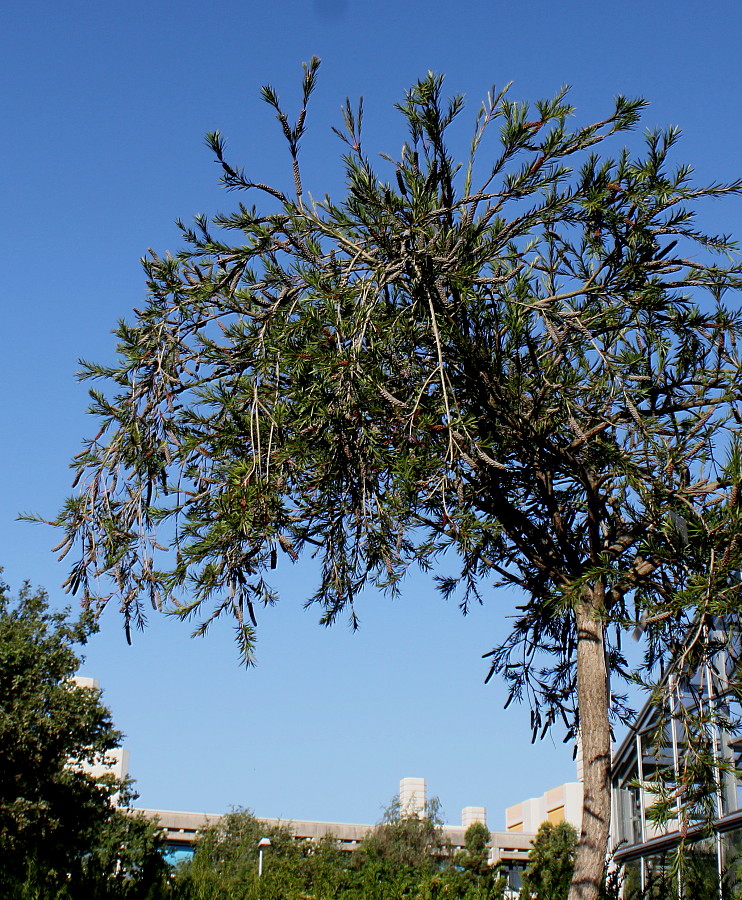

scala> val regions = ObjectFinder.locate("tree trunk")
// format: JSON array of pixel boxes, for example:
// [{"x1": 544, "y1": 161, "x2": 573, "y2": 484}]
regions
[{"x1": 569, "y1": 587, "x2": 612, "y2": 900}]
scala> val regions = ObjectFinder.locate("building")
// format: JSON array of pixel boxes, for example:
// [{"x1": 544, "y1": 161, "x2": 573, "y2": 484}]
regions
[
  {"x1": 610, "y1": 620, "x2": 742, "y2": 897},
  {"x1": 505, "y1": 780, "x2": 583, "y2": 834},
  {"x1": 504, "y1": 619, "x2": 742, "y2": 897},
  {"x1": 135, "y1": 777, "x2": 536, "y2": 890},
  {"x1": 505, "y1": 734, "x2": 584, "y2": 835}
]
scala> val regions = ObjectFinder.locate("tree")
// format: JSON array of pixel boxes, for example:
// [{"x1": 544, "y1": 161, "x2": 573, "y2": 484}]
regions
[
  {"x1": 76, "y1": 810, "x2": 172, "y2": 899},
  {"x1": 519, "y1": 821, "x2": 577, "y2": 900},
  {"x1": 47, "y1": 60, "x2": 742, "y2": 900},
  {"x1": 453, "y1": 821, "x2": 506, "y2": 898},
  {"x1": 458, "y1": 821, "x2": 491, "y2": 878},
  {"x1": 349, "y1": 796, "x2": 496, "y2": 900},
  {"x1": 0, "y1": 576, "x2": 168, "y2": 897},
  {"x1": 359, "y1": 794, "x2": 449, "y2": 875}
]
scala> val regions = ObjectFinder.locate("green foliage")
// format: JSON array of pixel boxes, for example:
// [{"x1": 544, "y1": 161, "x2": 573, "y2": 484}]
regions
[
  {"x1": 76, "y1": 810, "x2": 172, "y2": 899},
  {"x1": 360, "y1": 794, "x2": 449, "y2": 873},
  {"x1": 459, "y1": 820, "x2": 491, "y2": 876},
  {"x1": 0, "y1": 575, "x2": 169, "y2": 898},
  {"x1": 449, "y1": 821, "x2": 507, "y2": 897},
  {"x1": 0, "y1": 577, "x2": 119, "y2": 889},
  {"x1": 51, "y1": 60, "x2": 742, "y2": 740},
  {"x1": 348, "y1": 796, "x2": 454, "y2": 899},
  {"x1": 173, "y1": 808, "x2": 340, "y2": 900},
  {"x1": 519, "y1": 821, "x2": 577, "y2": 900}
]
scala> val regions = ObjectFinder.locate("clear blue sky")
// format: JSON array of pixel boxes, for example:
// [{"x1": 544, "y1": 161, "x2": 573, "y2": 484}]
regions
[{"x1": 3, "y1": 0, "x2": 742, "y2": 828}]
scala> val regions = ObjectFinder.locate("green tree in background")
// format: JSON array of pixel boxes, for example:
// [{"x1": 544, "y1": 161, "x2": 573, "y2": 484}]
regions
[
  {"x1": 453, "y1": 821, "x2": 507, "y2": 898},
  {"x1": 77, "y1": 810, "x2": 172, "y2": 899},
  {"x1": 350, "y1": 795, "x2": 452, "y2": 899},
  {"x1": 360, "y1": 795, "x2": 449, "y2": 873},
  {"x1": 0, "y1": 576, "x2": 169, "y2": 898},
  {"x1": 174, "y1": 808, "x2": 317, "y2": 899},
  {"x1": 519, "y1": 821, "x2": 577, "y2": 900},
  {"x1": 457, "y1": 820, "x2": 494, "y2": 878},
  {"x1": 48, "y1": 59, "x2": 742, "y2": 900}
]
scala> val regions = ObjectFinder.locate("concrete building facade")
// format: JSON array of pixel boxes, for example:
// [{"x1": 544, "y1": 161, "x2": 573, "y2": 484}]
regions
[
  {"x1": 505, "y1": 781, "x2": 584, "y2": 833},
  {"x1": 71, "y1": 676, "x2": 130, "y2": 787},
  {"x1": 399, "y1": 776, "x2": 428, "y2": 816},
  {"x1": 140, "y1": 803, "x2": 535, "y2": 865}
]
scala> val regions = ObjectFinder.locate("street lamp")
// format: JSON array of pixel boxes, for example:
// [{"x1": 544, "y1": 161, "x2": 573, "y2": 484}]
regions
[{"x1": 257, "y1": 837, "x2": 271, "y2": 877}]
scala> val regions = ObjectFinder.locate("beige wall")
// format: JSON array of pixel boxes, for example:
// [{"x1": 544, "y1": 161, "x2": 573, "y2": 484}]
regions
[
  {"x1": 138, "y1": 807, "x2": 536, "y2": 866},
  {"x1": 505, "y1": 782, "x2": 583, "y2": 833}
]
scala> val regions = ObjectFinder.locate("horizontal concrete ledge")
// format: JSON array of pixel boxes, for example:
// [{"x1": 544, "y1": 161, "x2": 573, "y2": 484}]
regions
[{"x1": 131, "y1": 808, "x2": 536, "y2": 862}]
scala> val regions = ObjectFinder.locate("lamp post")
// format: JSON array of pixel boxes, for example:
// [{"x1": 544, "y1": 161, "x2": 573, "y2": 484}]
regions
[{"x1": 258, "y1": 837, "x2": 271, "y2": 877}]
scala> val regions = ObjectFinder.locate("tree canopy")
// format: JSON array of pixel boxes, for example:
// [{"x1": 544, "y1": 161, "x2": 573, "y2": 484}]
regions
[
  {"x1": 519, "y1": 821, "x2": 577, "y2": 900},
  {"x1": 47, "y1": 60, "x2": 742, "y2": 900},
  {"x1": 0, "y1": 576, "x2": 169, "y2": 898},
  {"x1": 359, "y1": 794, "x2": 449, "y2": 874}
]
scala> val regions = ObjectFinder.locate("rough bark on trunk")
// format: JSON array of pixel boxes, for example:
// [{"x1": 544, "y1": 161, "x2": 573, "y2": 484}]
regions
[{"x1": 568, "y1": 588, "x2": 612, "y2": 900}]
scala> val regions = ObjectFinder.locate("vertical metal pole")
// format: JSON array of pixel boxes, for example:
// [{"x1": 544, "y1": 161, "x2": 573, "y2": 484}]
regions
[
  {"x1": 706, "y1": 659, "x2": 725, "y2": 900},
  {"x1": 669, "y1": 677, "x2": 683, "y2": 900},
  {"x1": 637, "y1": 732, "x2": 647, "y2": 893}
]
